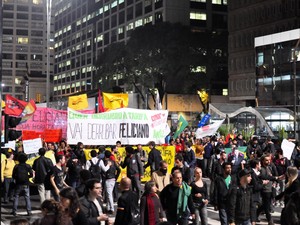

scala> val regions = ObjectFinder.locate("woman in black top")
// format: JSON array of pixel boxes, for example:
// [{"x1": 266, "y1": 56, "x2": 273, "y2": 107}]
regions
[{"x1": 191, "y1": 167, "x2": 208, "y2": 225}]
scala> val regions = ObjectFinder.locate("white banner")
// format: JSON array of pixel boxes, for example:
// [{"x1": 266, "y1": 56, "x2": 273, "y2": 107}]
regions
[
  {"x1": 67, "y1": 108, "x2": 170, "y2": 145},
  {"x1": 196, "y1": 119, "x2": 225, "y2": 138},
  {"x1": 23, "y1": 138, "x2": 42, "y2": 154}
]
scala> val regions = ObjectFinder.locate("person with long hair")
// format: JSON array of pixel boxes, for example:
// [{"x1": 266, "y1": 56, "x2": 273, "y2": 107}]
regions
[
  {"x1": 140, "y1": 181, "x2": 166, "y2": 225},
  {"x1": 58, "y1": 187, "x2": 88, "y2": 225},
  {"x1": 190, "y1": 167, "x2": 208, "y2": 225}
]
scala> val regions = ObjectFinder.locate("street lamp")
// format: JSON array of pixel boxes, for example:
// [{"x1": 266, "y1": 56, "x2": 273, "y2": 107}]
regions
[{"x1": 46, "y1": 0, "x2": 52, "y2": 106}]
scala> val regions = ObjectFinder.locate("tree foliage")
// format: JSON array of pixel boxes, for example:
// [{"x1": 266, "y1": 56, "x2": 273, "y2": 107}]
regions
[{"x1": 94, "y1": 22, "x2": 227, "y2": 101}]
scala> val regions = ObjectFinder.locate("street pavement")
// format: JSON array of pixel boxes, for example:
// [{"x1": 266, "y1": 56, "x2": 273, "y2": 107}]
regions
[{"x1": 1, "y1": 178, "x2": 282, "y2": 225}]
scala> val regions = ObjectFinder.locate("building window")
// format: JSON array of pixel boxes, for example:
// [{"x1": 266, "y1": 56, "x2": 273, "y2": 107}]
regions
[
  {"x1": 191, "y1": 0, "x2": 206, "y2": 2},
  {"x1": 222, "y1": 89, "x2": 228, "y2": 96},
  {"x1": 257, "y1": 52, "x2": 264, "y2": 66},
  {"x1": 191, "y1": 66, "x2": 206, "y2": 73},
  {"x1": 33, "y1": 0, "x2": 43, "y2": 4},
  {"x1": 212, "y1": 0, "x2": 222, "y2": 4},
  {"x1": 190, "y1": 11, "x2": 207, "y2": 20},
  {"x1": 17, "y1": 37, "x2": 29, "y2": 44}
]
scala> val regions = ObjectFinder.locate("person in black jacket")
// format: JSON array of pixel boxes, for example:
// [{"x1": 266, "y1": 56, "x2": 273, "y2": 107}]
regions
[
  {"x1": 171, "y1": 154, "x2": 192, "y2": 184},
  {"x1": 249, "y1": 159, "x2": 269, "y2": 222},
  {"x1": 80, "y1": 179, "x2": 112, "y2": 225},
  {"x1": 212, "y1": 162, "x2": 236, "y2": 225},
  {"x1": 11, "y1": 153, "x2": 33, "y2": 216},
  {"x1": 228, "y1": 169, "x2": 256, "y2": 225},
  {"x1": 280, "y1": 190, "x2": 300, "y2": 225},
  {"x1": 32, "y1": 147, "x2": 54, "y2": 204},
  {"x1": 115, "y1": 177, "x2": 140, "y2": 225},
  {"x1": 144, "y1": 141, "x2": 162, "y2": 174},
  {"x1": 120, "y1": 146, "x2": 144, "y2": 198}
]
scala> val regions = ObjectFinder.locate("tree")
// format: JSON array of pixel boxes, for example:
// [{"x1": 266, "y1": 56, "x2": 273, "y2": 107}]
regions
[{"x1": 94, "y1": 22, "x2": 228, "y2": 102}]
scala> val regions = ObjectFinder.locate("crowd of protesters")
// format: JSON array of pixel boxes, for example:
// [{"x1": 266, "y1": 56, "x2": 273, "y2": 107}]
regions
[{"x1": 1, "y1": 129, "x2": 300, "y2": 225}]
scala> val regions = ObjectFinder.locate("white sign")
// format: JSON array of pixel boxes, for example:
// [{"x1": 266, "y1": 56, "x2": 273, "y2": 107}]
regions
[
  {"x1": 196, "y1": 120, "x2": 225, "y2": 139},
  {"x1": 23, "y1": 138, "x2": 43, "y2": 154},
  {"x1": 281, "y1": 139, "x2": 295, "y2": 160},
  {"x1": 67, "y1": 108, "x2": 170, "y2": 145},
  {"x1": 4, "y1": 141, "x2": 16, "y2": 150}
]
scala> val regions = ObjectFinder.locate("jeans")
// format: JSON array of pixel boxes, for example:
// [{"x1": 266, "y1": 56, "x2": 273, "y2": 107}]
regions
[
  {"x1": 218, "y1": 208, "x2": 228, "y2": 225},
  {"x1": 257, "y1": 192, "x2": 272, "y2": 222},
  {"x1": 105, "y1": 178, "x2": 116, "y2": 211},
  {"x1": 236, "y1": 219, "x2": 251, "y2": 225},
  {"x1": 3, "y1": 177, "x2": 14, "y2": 202},
  {"x1": 194, "y1": 204, "x2": 208, "y2": 225},
  {"x1": 13, "y1": 184, "x2": 31, "y2": 213},
  {"x1": 37, "y1": 183, "x2": 51, "y2": 204},
  {"x1": 130, "y1": 175, "x2": 142, "y2": 199}
]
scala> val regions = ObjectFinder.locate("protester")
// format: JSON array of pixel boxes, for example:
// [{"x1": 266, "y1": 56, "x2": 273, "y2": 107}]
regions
[
  {"x1": 120, "y1": 146, "x2": 144, "y2": 198},
  {"x1": 183, "y1": 141, "x2": 196, "y2": 178},
  {"x1": 75, "y1": 169, "x2": 91, "y2": 197},
  {"x1": 32, "y1": 199, "x2": 59, "y2": 225},
  {"x1": 144, "y1": 141, "x2": 163, "y2": 174},
  {"x1": 228, "y1": 169, "x2": 256, "y2": 225},
  {"x1": 212, "y1": 162, "x2": 236, "y2": 225},
  {"x1": 136, "y1": 144, "x2": 148, "y2": 166},
  {"x1": 114, "y1": 177, "x2": 140, "y2": 225},
  {"x1": 140, "y1": 181, "x2": 166, "y2": 225},
  {"x1": 74, "y1": 142, "x2": 86, "y2": 165},
  {"x1": 1, "y1": 150, "x2": 15, "y2": 204},
  {"x1": 58, "y1": 187, "x2": 88, "y2": 225},
  {"x1": 86, "y1": 149, "x2": 111, "y2": 182},
  {"x1": 66, "y1": 154, "x2": 82, "y2": 188},
  {"x1": 280, "y1": 190, "x2": 300, "y2": 225},
  {"x1": 171, "y1": 154, "x2": 191, "y2": 184},
  {"x1": 151, "y1": 160, "x2": 170, "y2": 195},
  {"x1": 10, "y1": 219, "x2": 30, "y2": 225},
  {"x1": 203, "y1": 137, "x2": 214, "y2": 177},
  {"x1": 32, "y1": 147, "x2": 54, "y2": 204},
  {"x1": 80, "y1": 178, "x2": 112, "y2": 225},
  {"x1": 50, "y1": 155, "x2": 69, "y2": 201},
  {"x1": 160, "y1": 170, "x2": 195, "y2": 225},
  {"x1": 11, "y1": 153, "x2": 33, "y2": 216},
  {"x1": 190, "y1": 167, "x2": 208, "y2": 225},
  {"x1": 227, "y1": 146, "x2": 245, "y2": 175}
]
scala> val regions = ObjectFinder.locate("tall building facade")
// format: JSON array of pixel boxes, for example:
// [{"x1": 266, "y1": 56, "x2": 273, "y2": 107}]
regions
[
  {"x1": 2, "y1": 0, "x2": 54, "y2": 102},
  {"x1": 52, "y1": 0, "x2": 228, "y2": 100},
  {"x1": 228, "y1": 0, "x2": 300, "y2": 105}
]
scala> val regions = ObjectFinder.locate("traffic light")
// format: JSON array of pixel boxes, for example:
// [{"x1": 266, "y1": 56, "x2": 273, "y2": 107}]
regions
[{"x1": 4, "y1": 114, "x2": 22, "y2": 143}]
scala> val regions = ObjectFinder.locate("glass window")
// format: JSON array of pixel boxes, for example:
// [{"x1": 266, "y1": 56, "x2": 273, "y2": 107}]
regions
[
  {"x1": 190, "y1": 11, "x2": 207, "y2": 20},
  {"x1": 33, "y1": 0, "x2": 43, "y2": 4},
  {"x1": 212, "y1": 0, "x2": 222, "y2": 4},
  {"x1": 17, "y1": 37, "x2": 29, "y2": 44},
  {"x1": 17, "y1": 13, "x2": 28, "y2": 20},
  {"x1": 32, "y1": 14, "x2": 43, "y2": 20},
  {"x1": 257, "y1": 52, "x2": 264, "y2": 66}
]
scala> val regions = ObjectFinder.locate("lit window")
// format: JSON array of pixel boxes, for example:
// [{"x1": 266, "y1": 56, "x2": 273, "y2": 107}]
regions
[
  {"x1": 126, "y1": 23, "x2": 134, "y2": 31},
  {"x1": 191, "y1": 66, "x2": 206, "y2": 73},
  {"x1": 190, "y1": 0, "x2": 206, "y2": 2},
  {"x1": 54, "y1": 86, "x2": 57, "y2": 91},
  {"x1": 212, "y1": 0, "x2": 222, "y2": 4},
  {"x1": 104, "y1": 5, "x2": 109, "y2": 12},
  {"x1": 135, "y1": 19, "x2": 143, "y2": 27},
  {"x1": 257, "y1": 52, "x2": 264, "y2": 66},
  {"x1": 222, "y1": 89, "x2": 228, "y2": 96},
  {"x1": 97, "y1": 35, "x2": 103, "y2": 42},
  {"x1": 17, "y1": 37, "x2": 29, "y2": 44},
  {"x1": 66, "y1": 60, "x2": 71, "y2": 66},
  {"x1": 144, "y1": 16, "x2": 153, "y2": 24},
  {"x1": 111, "y1": 0, "x2": 117, "y2": 8},
  {"x1": 190, "y1": 12, "x2": 207, "y2": 20},
  {"x1": 118, "y1": 27, "x2": 124, "y2": 34},
  {"x1": 76, "y1": 82, "x2": 81, "y2": 87},
  {"x1": 32, "y1": 0, "x2": 42, "y2": 4},
  {"x1": 76, "y1": 20, "x2": 81, "y2": 26},
  {"x1": 54, "y1": 75, "x2": 58, "y2": 80},
  {"x1": 119, "y1": 0, "x2": 124, "y2": 3},
  {"x1": 57, "y1": 86, "x2": 61, "y2": 90}
]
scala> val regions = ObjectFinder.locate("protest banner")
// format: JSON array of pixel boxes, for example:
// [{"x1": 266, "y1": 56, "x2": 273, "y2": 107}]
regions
[
  {"x1": 196, "y1": 119, "x2": 225, "y2": 138},
  {"x1": 84, "y1": 145, "x2": 175, "y2": 182},
  {"x1": 23, "y1": 138, "x2": 43, "y2": 154},
  {"x1": 22, "y1": 130, "x2": 43, "y2": 140},
  {"x1": 44, "y1": 129, "x2": 62, "y2": 142},
  {"x1": 281, "y1": 139, "x2": 295, "y2": 160},
  {"x1": 67, "y1": 108, "x2": 170, "y2": 145},
  {"x1": 4, "y1": 141, "x2": 16, "y2": 150}
]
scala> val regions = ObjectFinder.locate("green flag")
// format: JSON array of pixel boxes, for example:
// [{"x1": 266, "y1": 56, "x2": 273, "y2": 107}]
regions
[{"x1": 173, "y1": 115, "x2": 188, "y2": 139}]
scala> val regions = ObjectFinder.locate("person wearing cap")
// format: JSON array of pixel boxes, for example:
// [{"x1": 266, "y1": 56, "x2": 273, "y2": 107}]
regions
[
  {"x1": 119, "y1": 146, "x2": 144, "y2": 198},
  {"x1": 228, "y1": 169, "x2": 256, "y2": 225}
]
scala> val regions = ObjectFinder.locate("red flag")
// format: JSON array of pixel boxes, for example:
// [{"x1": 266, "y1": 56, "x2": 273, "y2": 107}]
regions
[
  {"x1": 4, "y1": 95, "x2": 27, "y2": 117},
  {"x1": 98, "y1": 90, "x2": 105, "y2": 113}
]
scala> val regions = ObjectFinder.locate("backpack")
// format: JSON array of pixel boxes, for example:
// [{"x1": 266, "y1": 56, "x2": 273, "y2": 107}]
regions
[
  {"x1": 128, "y1": 192, "x2": 140, "y2": 225},
  {"x1": 15, "y1": 164, "x2": 30, "y2": 184},
  {"x1": 89, "y1": 159, "x2": 101, "y2": 179},
  {"x1": 103, "y1": 160, "x2": 116, "y2": 179}
]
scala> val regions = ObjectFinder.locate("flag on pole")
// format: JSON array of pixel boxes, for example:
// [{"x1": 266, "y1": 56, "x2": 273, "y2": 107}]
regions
[
  {"x1": 68, "y1": 94, "x2": 88, "y2": 110},
  {"x1": 98, "y1": 90, "x2": 105, "y2": 112},
  {"x1": 20, "y1": 100, "x2": 37, "y2": 123},
  {"x1": 197, "y1": 114, "x2": 211, "y2": 127},
  {"x1": 103, "y1": 92, "x2": 129, "y2": 110},
  {"x1": 196, "y1": 119, "x2": 224, "y2": 139},
  {"x1": 173, "y1": 115, "x2": 188, "y2": 139},
  {"x1": 1, "y1": 100, "x2": 5, "y2": 108},
  {"x1": 4, "y1": 95, "x2": 27, "y2": 116}
]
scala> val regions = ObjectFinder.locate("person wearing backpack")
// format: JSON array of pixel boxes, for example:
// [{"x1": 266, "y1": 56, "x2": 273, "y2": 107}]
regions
[
  {"x1": 11, "y1": 153, "x2": 33, "y2": 216},
  {"x1": 86, "y1": 150, "x2": 111, "y2": 181},
  {"x1": 102, "y1": 150, "x2": 121, "y2": 214}
]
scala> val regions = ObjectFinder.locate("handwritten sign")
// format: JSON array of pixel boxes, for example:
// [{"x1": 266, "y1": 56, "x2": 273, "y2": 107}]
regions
[
  {"x1": 281, "y1": 139, "x2": 295, "y2": 160},
  {"x1": 67, "y1": 108, "x2": 170, "y2": 145},
  {"x1": 23, "y1": 138, "x2": 43, "y2": 154},
  {"x1": 4, "y1": 141, "x2": 16, "y2": 150}
]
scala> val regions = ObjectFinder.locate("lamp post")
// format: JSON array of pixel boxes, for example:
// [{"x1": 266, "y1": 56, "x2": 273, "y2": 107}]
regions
[{"x1": 46, "y1": 0, "x2": 52, "y2": 106}]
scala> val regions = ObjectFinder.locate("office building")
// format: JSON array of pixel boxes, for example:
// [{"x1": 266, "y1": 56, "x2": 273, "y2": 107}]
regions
[
  {"x1": 52, "y1": 0, "x2": 228, "y2": 100},
  {"x1": 228, "y1": 0, "x2": 300, "y2": 105},
  {"x1": 2, "y1": 0, "x2": 54, "y2": 102}
]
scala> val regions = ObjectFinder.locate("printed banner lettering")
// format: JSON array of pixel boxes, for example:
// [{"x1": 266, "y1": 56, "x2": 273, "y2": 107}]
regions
[{"x1": 68, "y1": 108, "x2": 170, "y2": 145}]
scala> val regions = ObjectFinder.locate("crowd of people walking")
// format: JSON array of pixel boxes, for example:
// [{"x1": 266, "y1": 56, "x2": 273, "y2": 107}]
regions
[{"x1": 1, "y1": 130, "x2": 300, "y2": 225}]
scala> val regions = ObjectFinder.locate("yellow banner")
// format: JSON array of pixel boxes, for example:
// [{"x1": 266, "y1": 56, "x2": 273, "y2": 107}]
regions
[
  {"x1": 68, "y1": 94, "x2": 88, "y2": 110},
  {"x1": 84, "y1": 146, "x2": 175, "y2": 182},
  {"x1": 103, "y1": 92, "x2": 129, "y2": 110}
]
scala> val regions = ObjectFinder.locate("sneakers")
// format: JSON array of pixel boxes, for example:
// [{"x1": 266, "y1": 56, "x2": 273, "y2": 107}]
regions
[{"x1": 10, "y1": 211, "x2": 17, "y2": 216}]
